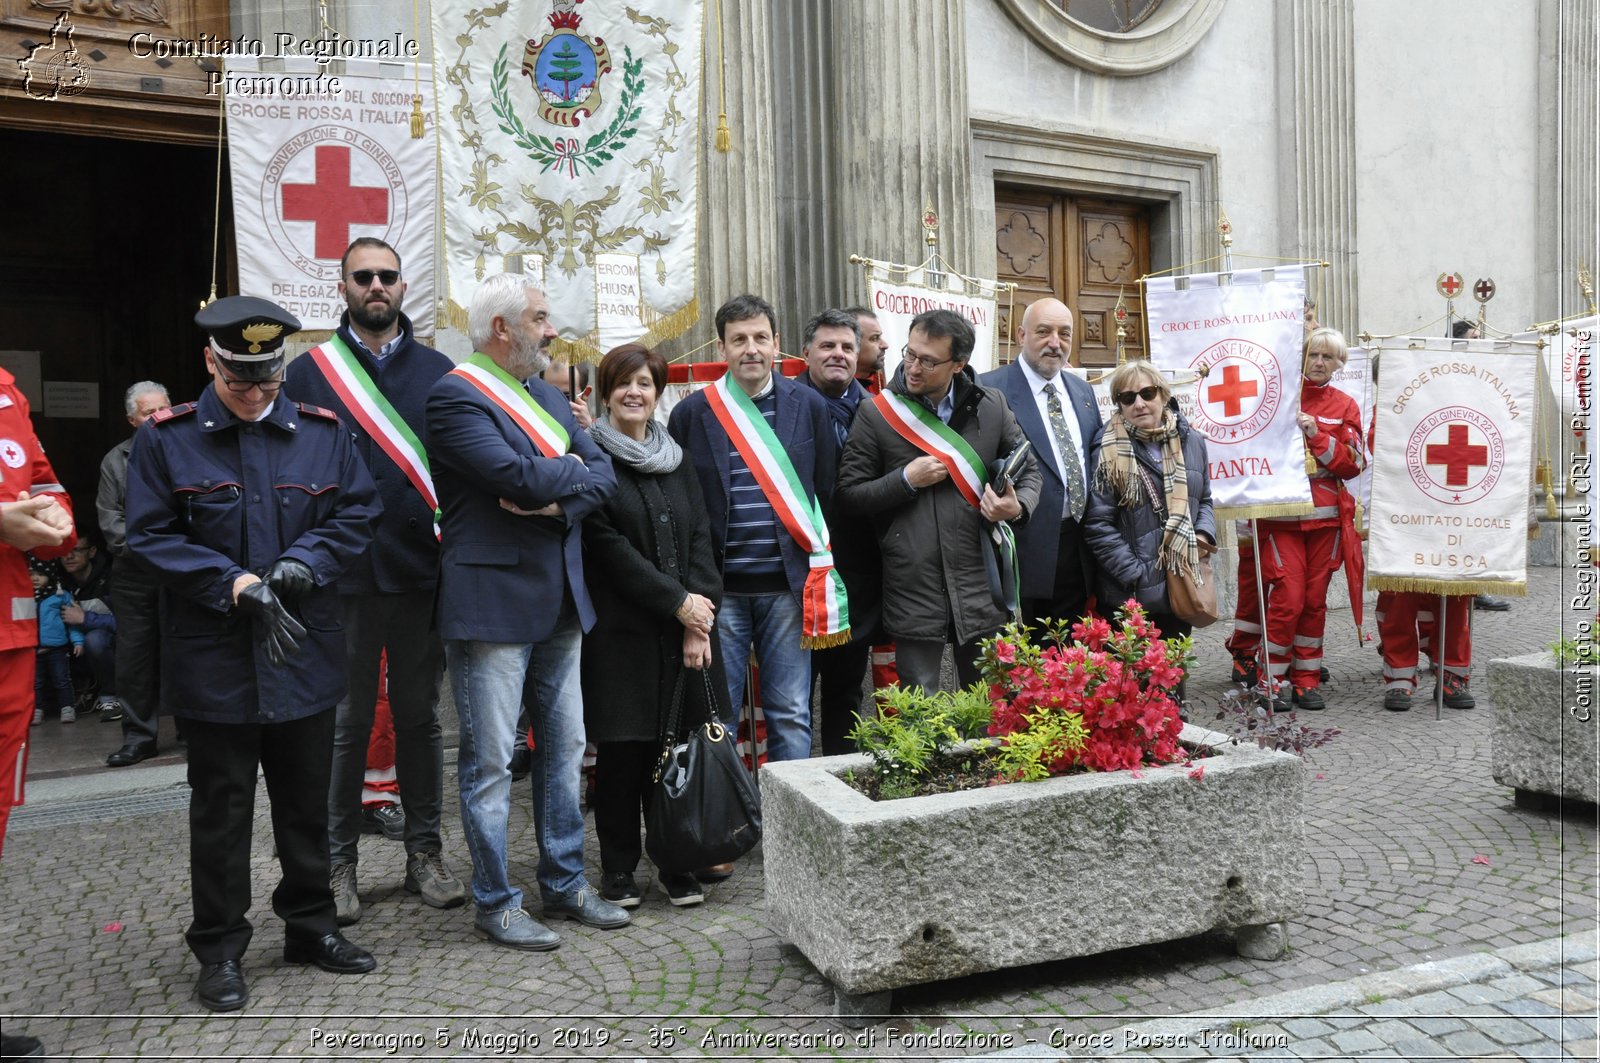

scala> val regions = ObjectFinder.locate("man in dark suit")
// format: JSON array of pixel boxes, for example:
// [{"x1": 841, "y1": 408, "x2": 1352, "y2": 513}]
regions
[
  {"x1": 668, "y1": 294, "x2": 838, "y2": 764},
  {"x1": 981, "y1": 297, "x2": 1103, "y2": 627},
  {"x1": 795, "y1": 308, "x2": 881, "y2": 754},
  {"x1": 426, "y1": 274, "x2": 621, "y2": 951},
  {"x1": 126, "y1": 296, "x2": 381, "y2": 1012}
]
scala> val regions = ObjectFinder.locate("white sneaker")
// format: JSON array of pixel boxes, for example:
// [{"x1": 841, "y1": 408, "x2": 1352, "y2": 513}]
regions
[{"x1": 60, "y1": 704, "x2": 76, "y2": 724}]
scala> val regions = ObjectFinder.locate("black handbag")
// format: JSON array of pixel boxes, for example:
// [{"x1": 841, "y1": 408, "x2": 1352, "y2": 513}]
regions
[{"x1": 644, "y1": 668, "x2": 763, "y2": 875}]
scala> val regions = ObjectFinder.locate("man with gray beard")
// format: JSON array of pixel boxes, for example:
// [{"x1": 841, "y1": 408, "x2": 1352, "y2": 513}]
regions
[{"x1": 424, "y1": 274, "x2": 621, "y2": 950}]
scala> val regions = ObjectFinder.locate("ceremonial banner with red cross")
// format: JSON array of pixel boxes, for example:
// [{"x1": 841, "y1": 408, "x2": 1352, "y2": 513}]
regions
[
  {"x1": 225, "y1": 58, "x2": 438, "y2": 333},
  {"x1": 1145, "y1": 265, "x2": 1314, "y2": 518},
  {"x1": 1367, "y1": 341, "x2": 1536, "y2": 596}
]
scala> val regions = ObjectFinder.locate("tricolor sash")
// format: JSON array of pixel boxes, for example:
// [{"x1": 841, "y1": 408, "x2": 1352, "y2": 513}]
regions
[
  {"x1": 874, "y1": 390, "x2": 1021, "y2": 614},
  {"x1": 449, "y1": 353, "x2": 572, "y2": 458},
  {"x1": 306, "y1": 334, "x2": 441, "y2": 538},
  {"x1": 704, "y1": 375, "x2": 850, "y2": 648}
]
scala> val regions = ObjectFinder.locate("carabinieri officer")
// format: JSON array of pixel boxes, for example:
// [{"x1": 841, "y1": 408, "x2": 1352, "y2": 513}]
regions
[{"x1": 126, "y1": 296, "x2": 382, "y2": 1012}]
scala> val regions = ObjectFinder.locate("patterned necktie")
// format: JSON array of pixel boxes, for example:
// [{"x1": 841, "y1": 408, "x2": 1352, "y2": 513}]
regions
[{"x1": 1042, "y1": 380, "x2": 1086, "y2": 521}]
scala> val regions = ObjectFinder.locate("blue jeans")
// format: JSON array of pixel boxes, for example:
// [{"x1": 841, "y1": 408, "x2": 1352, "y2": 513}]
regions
[
  {"x1": 717, "y1": 592, "x2": 813, "y2": 762},
  {"x1": 521, "y1": 615, "x2": 590, "y2": 903},
  {"x1": 448, "y1": 639, "x2": 530, "y2": 913}
]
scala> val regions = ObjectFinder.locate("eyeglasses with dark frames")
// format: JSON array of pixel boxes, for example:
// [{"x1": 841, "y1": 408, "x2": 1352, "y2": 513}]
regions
[
  {"x1": 214, "y1": 362, "x2": 284, "y2": 394},
  {"x1": 900, "y1": 345, "x2": 955, "y2": 372}
]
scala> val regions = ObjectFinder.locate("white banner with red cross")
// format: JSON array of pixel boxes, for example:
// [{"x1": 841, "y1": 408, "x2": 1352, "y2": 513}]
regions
[
  {"x1": 1367, "y1": 340, "x2": 1537, "y2": 596},
  {"x1": 224, "y1": 58, "x2": 438, "y2": 334},
  {"x1": 1144, "y1": 266, "x2": 1314, "y2": 519}
]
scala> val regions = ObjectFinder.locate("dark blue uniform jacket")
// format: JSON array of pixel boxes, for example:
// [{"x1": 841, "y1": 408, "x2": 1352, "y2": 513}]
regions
[{"x1": 126, "y1": 387, "x2": 381, "y2": 723}]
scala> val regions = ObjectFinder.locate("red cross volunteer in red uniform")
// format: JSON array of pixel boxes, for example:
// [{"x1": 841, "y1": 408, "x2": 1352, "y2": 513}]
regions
[
  {"x1": 1249, "y1": 327, "x2": 1365, "y2": 711},
  {"x1": 0, "y1": 367, "x2": 76, "y2": 856}
]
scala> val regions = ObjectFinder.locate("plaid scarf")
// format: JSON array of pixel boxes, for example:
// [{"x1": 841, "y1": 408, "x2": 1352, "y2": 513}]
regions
[{"x1": 1093, "y1": 409, "x2": 1200, "y2": 582}]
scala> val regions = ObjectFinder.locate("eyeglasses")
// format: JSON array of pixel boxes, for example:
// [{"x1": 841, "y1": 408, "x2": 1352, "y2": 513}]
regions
[
  {"x1": 1114, "y1": 385, "x2": 1162, "y2": 407},
  {"x1": 347, "y1": 269, "x2": 401, "y2": 287},
  {"x1": 900, "y1": 345, "x2": 955, "y2": 372},
  {"x1": 215, "y1": 363, "x2": 284, "y2": 394}
]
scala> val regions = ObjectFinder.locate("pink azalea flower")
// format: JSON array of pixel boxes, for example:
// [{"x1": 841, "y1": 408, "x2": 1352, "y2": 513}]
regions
[{"x1": 1188, "y1": 763, "x2": 1206, "y2": 781}]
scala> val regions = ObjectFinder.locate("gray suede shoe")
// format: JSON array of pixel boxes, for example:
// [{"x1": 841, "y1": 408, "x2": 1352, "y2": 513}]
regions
[
  {"x1": 473, "y1": 907, "x2": 560, "y2": 951},
  {"x1": 543, "y1": 884, "x2": 631, "y2": 929}
]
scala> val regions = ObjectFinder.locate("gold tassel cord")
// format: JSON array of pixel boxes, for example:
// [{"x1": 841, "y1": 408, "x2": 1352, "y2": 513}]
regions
[
  {"x1": 713, "y1": 0, "x2": 729, "y2": 152},
  {"x1": 203, "y1": 87, "x2": 224, "y2": 309},
  {"x1": 1217, "y1": 501, "x2": 1317, "y2": 521},
  {"x1": 410, "y1": 0, "x2": 424, "y2": 138},
  {"x1": 1366, "y1": 576, "x2": 1529, "y2": 598}
]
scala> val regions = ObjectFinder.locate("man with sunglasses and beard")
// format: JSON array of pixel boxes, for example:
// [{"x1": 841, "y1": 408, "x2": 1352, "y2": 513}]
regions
[
  {"x1": 285, "y1": 238, "x2": 467, "y2": 929},
  {"x1": 126, "y1": 296, "x2": 382, "y2": 1012}
]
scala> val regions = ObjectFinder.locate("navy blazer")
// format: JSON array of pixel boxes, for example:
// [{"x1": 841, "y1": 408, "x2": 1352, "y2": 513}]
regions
[
  {"x1": 426, "y1": 369, "x2": 615, "y2": 644},
  {"x1": 666, "y1": 373, "x2": 837, "y2": 603},
  {"x1": 284, "y1": 311, "x2": 453, "y2": 595},
  {"x1": 980, "y1": 361, "x2": 1103, "y2": 601}
]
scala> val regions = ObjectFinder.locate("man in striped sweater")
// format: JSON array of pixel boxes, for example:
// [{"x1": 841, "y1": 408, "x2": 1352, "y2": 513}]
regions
[{"x1": 669, "y1": 294, "x2": 838, "y2": 765}]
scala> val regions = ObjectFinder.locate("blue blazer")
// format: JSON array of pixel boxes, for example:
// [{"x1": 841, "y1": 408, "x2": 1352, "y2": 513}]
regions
[
  {"x1": 426, "y1": 369, "x2": 615, "y2": 644},
  {"x1": 667, "y1": 374, "x2": 836, "y2": 603},
  {"x1": 980, "y1": 361, "x2": 1103, "y2": 601}
]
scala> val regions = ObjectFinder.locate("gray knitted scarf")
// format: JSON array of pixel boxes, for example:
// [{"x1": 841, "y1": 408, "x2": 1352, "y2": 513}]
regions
[{"x1": 589, "y1": 416, "x2": 683, "y2": 474}]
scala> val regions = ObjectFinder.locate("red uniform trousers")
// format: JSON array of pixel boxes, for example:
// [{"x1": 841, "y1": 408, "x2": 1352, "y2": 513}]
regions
[
  {"x1": 1377, "y1": 591, "x2": 1471, "y2": 691},
  {"x1": 0, "y1": 646, "x2": 34, "y2": 857},
  {"x1": 1225, "y1": 535, "x2": 1264, "y2": 675},
  {"x1": 1258, "y1": 522, "x2": 1343, "y2": 692}
]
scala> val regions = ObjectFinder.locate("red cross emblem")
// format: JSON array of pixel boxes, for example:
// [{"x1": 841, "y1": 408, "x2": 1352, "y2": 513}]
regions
[
  {"x1": 1424, "y1": 423, "x2": 1489, "y2": 486},
  {"x1": 1206, "y1": 363, "x2": 1260, "y2": 418},
  {"x1": 262, "y1": 128, "x2": 409, "y2": 283},
  {"x1": 1406, "y1": 407, "x2": 1504, "y2": 506},
  {"x1": 1473, "y1": 277, "x2": 1496, "y2": 303},
  {"x1": 1436, "y1": 272, "x2": 1464, "y2": 299},
  {"x1": 281, "y1": 145, "x2": 390, "y2": 261}
]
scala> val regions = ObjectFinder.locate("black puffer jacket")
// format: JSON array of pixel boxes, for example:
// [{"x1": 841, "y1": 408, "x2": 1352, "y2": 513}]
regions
[{"x1": 1082, "y1": 404, "x2": 1216, "y2": 616}]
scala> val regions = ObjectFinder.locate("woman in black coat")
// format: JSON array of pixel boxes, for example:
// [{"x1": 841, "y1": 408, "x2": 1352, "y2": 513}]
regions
[
  {"x1": 581, "y1": 343, "x2": 727, "y2": 909},
  {"x1": 1082, "y1": 359, "x2": 1216, "y2": 643}
]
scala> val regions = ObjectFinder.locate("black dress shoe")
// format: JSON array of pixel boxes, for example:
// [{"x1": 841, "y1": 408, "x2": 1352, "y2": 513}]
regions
[
  {"x1": 1473, "y1": 594, "x2": 1511, "y2": 611},
  {"x1": 283, "y1": 932, "x2": 376, "y2": 974},
  {"x1": 196, "y1": 959, "x2": 249, "y2": 1012},
  {"x1": 106, "y1": 742, "x2": 157, "y2": 767}
]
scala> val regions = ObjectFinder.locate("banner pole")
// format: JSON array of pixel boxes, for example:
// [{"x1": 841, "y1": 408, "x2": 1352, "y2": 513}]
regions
[
  {"x1": 1435, "y1": 593, "x2": 1445, "y2": 720},
  {"x1": 1251, "y1": 519, "x2": 1273, "y2": 707}
]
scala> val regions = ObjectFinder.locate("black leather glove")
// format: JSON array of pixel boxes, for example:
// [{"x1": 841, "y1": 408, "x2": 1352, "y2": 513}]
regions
[
  {"x1": 266, "y1": 557, "x2": 316, "y2": 606},
  {"x1": 235, "y1": 581, "x2": 307, "y2": 666}
]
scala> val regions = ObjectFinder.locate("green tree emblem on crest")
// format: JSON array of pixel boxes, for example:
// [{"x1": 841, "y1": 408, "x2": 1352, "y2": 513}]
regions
[{"x1": 491, "y1": 42, "x2": 644, "y2": 177}]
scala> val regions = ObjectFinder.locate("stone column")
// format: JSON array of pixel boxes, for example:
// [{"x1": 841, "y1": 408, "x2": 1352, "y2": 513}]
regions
[
  {"x1": 831, "y1": 0, "x2": 975, "y2": 302},
  {"x1": 1276, "y1": 0, "x2": 1358, "y2": 338},
  {"x1": 690, "y1": 0, "x2": 781, "y2": 350},
  {"x1": 1537, "y1": 0, "x2": 1599, "y2": 321}
]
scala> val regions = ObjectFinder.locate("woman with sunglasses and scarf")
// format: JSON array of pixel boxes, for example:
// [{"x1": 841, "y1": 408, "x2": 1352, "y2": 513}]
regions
[{"x1": 1082, "y1": 360, "x2": 1216, "y2": 651}]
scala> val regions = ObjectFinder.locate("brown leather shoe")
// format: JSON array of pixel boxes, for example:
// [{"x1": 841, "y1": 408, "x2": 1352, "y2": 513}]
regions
[{"x1": 695, "y1": 863, "x2": 734, "y2": 882}]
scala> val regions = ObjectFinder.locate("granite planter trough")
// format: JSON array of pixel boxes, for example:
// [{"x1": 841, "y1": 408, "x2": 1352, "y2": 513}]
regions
[
  {"x1": 760, "y1": 724, "x2": 1306, "y2": 1023},
  {"x1": 1488, "y1": 652, "x2": 1600, "y2": 807}
]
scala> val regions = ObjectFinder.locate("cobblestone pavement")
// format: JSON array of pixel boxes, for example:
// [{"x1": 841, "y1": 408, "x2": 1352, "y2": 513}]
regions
[{"x1": 0, "y1": 567, "x2": 1594, "y2": 1060}]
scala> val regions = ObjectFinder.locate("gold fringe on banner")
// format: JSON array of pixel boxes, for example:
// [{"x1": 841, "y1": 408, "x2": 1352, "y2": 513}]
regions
[
  {"x1": 1216, "y1": 501, "x2": 1317, "y2": 521},
  {"x1": 801, "y1": 629, "x2": 852, "y2": 650},
  {"x1": 1366, "y1": 576, "x2": 1529, "y2": 597},
  {"x1": 444, "y1": 299, "x2": 470, "y2": 334}
]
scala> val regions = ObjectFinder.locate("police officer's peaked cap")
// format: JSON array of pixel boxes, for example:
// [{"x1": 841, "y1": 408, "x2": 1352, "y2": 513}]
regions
[{"x1": 196, "y1": 296, "x2": 301, "y2": 379}]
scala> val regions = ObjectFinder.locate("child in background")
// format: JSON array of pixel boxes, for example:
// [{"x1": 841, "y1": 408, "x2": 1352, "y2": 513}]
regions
[{"x1": 30, "y1": 556, "x2": 83, "y2": 724}]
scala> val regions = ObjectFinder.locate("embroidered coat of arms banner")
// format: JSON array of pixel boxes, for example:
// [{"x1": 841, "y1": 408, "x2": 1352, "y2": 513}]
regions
[{"x1": 432, "y1": 0, "x2": 703, "y2": 359}]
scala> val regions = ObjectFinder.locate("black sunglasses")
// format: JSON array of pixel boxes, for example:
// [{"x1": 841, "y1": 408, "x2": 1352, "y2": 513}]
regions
[
  {"x1": 347, "y1": 269, "x2": 401, "y2": 287},
  {"x1": 1114, "y1": 385, "x2": 1162, "y2": 407}
]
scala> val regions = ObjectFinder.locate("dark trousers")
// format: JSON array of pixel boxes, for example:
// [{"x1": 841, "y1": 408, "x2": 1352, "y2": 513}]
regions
[
  {"x1": 811, "y1": 639, "x2": 871, "y2": 756},
  {"x1": 34, "y1": 646, "x2": 73, "y2": 714},
  {"x1": 112, "y1": 562, "x2": 164, "y2": 747},
  {"x1": 79, "y1": 627, "x2": 115, "y2": 696},
  {"x1": 894, "y1": 632, "x2": 986, "y2": 695},
  {"x1": 1021, "y1": 518, "x2": 1091, "y2": 629},
  {"x1": 592, "y1": 740, "x2": 658, "y2": 874},
  {"x1": 327, "y1": 592, "x2": 445, "y2": 864},
  {"x1": 183, "y1": 708, "x2": 338, "y2": 963}
]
